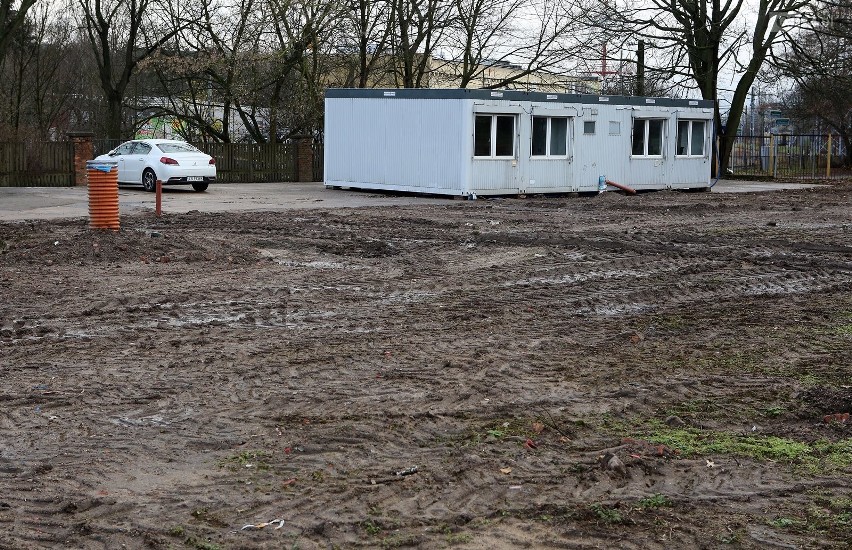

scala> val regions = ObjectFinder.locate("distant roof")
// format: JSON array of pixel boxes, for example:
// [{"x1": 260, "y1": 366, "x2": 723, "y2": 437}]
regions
[{"x1": 325, "y1": 88, "x2": 715, "y2": 109}]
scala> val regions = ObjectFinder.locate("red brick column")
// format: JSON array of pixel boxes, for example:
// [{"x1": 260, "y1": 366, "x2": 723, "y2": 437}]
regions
[
  {"x1": 67, "y1": 131, "x2": 94, "y2": 186},
  {"x1": 295, "y1": 137, "x2": 314, "y2": 182}
]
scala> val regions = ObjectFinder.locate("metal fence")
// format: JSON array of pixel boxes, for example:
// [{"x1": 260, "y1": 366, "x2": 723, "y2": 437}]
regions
[
  {"x1": 729, "y1": 134, "x2": 848, "y2": 180},
  {"x1": 312, "y1": 141, "x2": 324, "y2": 182},
  {"x1": 0, "y1": 142, "x2": 75, "y2": 187}
]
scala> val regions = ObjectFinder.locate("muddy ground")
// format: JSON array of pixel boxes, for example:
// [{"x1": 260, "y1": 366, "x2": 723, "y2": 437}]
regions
[{"x1": 1, "y1": 186, "x2": 851, "y2": 549}]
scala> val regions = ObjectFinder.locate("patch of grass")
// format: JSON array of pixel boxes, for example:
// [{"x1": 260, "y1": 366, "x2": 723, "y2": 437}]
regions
[
  {"x1": 834, "y1": 324, "x2": 852, "y2": 336},
  {"x1": 654, "y1": 314, "x2": 688, "y2": 331},
  {"x1": 762, "y1": 405, "x2": 787, "y2": 417},
  {"x1": 797, "y1": 373, "x2": 821, "y2": 387},
  {"x1": 167, "y1": 525, "x2": 185, "y2": 537},
  {"x1": 770, "y1": 517, "x2": 797, "y2": 528},
  {"x1": 638, "y1": 423, "x2": 852, "y2": 473},
  {"x1": 589, "y1": 503, "x2": 625, "y2": 524},
  {"x1": 718, "y1": 529, "x2": 743, "y2": 544},
  {"x1": 362, "y1": 519, "x2": 382, "y2": 536},
  {"x1": 638, "y1": 493, "x2": 673, "y2": 509},
  {"x1": 445, "y1": 532, "x2": 473, "y2": 545},
  {"x1": 813, "y1": 440, "x2": 852, "y2": 469},
  {"x1": 643, "y1": 424, "x2": 810, "y2": 460},
  {"x1": 218, "y1": 450, "x2": 271, "y2": 472},
  {"x1": 803, "y1": 493, "x2": 852, "y2": 534}
]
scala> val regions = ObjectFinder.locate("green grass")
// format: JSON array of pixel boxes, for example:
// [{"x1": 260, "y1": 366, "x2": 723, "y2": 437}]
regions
[
  {"x1": 596, "y1": 417, "x2": 852, "y2": 474},
  {"x1": 772, "y1": 493, "x2": 852, "y2": 536},
  {"x1": 362, "y1": 519, "x2": 382, "y2": 535},
  {"x1": 638, "y1": 424, "x2": 852, "y2": 473},
  {"x1": 762, "y1": 405, "x2": 787, "y2": 417},
  {"x1": 638, "y1": 493, "x2": 673, "y2": 509},
  {"x1": 834, "y1": 323, "x2": 852, "y2": 336},
  {"x1": 589, "y1": 503, "x2": 625, "y2": 524},
  {"x1": 646, "y1": 428, "x2": 811, "y2": 460},
  {"x1": 770, "y1": 517, "x2": 797, "y2": 528}
]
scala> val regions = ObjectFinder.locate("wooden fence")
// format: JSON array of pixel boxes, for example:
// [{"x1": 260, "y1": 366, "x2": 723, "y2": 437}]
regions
[
  {"x1": 205, "y1": 142, "x2": 298, "y2": 183},
  {"x1": 0, "y1": 142, "x2": 75, "y2": 187},
  {"x1": 0, "y1": 140, "x2": 316, "y2": 187}
]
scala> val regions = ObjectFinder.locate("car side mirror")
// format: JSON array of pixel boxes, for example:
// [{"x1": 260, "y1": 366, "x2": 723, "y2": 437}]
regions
[{"x1": 108, "y1": 151, "x2": 118, "y2": 156}]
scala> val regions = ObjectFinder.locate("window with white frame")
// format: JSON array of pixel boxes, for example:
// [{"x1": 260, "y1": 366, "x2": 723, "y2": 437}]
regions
[
  {"x1": 676, "y1": 120, "x2": 706, "y2": 156},
  {"x1": 531, "y1": 116, "x2": 568, "y2": 157},
  {"x1": 474, "y1": 114, "x2": 515, "y2": 157},
  {"x1": 631, "y1": 118, "x2": 665, "y2": 156}
]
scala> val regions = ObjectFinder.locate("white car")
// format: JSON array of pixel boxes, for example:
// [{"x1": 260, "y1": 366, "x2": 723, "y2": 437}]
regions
[{"x1": 95, "y1": 139, "x2": 216, "y2": 192}]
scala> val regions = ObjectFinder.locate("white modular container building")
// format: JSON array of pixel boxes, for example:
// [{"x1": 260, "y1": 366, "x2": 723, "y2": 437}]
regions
[{"x1": 324, "y1": 88, "x2": 715, "y2": 196}]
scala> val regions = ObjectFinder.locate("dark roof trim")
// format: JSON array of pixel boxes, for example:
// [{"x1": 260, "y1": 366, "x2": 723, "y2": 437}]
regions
[{"x1": 325, "y1": 88, "x2": 715, "y2": 109}]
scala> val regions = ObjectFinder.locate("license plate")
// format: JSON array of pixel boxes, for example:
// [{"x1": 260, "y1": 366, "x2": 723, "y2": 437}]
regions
[{"x1": 187, "y1": 176, "x2": 203, "y2": 182}]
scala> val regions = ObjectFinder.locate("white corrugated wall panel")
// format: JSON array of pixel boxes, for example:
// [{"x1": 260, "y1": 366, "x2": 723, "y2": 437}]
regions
[{"x1": 325, "y1": 97, "x2": 468, "y2": 194}]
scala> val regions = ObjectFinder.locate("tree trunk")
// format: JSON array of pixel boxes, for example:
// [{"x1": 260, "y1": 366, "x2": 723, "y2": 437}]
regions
[{"x1": 106, "y1": 94, "x2": 124, "y2": 140}]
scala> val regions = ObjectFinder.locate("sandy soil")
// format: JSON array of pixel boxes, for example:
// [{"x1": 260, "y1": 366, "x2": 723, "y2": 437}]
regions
[{"x1": 1, "y1": 186, "x2": 851, "y2": 549}]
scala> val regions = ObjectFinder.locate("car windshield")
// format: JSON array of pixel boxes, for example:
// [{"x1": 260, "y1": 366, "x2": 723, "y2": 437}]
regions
[{"x1": 156, "y1": 142, "x2": 200, "y2": 153}]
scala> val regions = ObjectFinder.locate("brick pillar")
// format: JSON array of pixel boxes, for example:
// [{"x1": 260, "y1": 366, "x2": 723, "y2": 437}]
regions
[
  {"x1": 295, "y1": 136, "x2": 314, "y2": 182},
  {"x1": 67, "y1": 131, "x2": 94, "y2": 186}
]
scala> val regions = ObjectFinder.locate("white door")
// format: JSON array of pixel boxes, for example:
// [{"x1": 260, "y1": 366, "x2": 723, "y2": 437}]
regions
[
  {"x1": 126, "y1": 142, "x2": 152, "y2": 184},
  {"x1": 110, "y1": 142, "x2": 135, "y2": 182}
]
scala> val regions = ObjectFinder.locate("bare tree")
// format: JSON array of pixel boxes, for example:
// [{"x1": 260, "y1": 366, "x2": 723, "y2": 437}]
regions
[
  {"x1": 0, "y1": 0, "x2": 38, "y2": 62},
  {"x1": 0, "y1": 3, "x2": 77, "y2": 140},
  {"x1": 340, "y1": 0, "x2": 394, "y2": 87},
  {"x1": 390, "y1": 0, "x2": 451, "y2": 87},
  {"x1": 587, "y1": 0, "x2": 811, "y2": 175},
  {"x1": 445, "y1": 0, "x2": 584, "y2": 90},
  {"x1": 269, "y1": 0, "x2": 346, "y2": 138},
  {"x1": 773, "y1": 0, "x2": 852, "y2": 165},
  {"x1": 77, "y1": 0, "x2": 184, "y2": 139}
]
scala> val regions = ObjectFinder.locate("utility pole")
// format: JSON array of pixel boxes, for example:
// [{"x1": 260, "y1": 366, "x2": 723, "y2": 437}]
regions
[{"x1": 636, "y1": 40, "x2": 645, "y2": 97}]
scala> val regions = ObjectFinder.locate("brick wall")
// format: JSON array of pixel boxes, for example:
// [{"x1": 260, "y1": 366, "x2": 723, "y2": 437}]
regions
[
  {"x1": 67, "y1": 131, "x2": 94, "y2": 186},
  {"x1": 296, "y1": 137, "x2": 314, "y2": 182}
]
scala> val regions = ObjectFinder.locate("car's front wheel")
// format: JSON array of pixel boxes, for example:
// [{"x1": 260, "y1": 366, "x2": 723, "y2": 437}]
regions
[
  {"x1": 142, "y1": 169, "x2": 157, "y2": 192},
  {"x1": 191, "y1": 182, "x2": 209, "y2": 192}
]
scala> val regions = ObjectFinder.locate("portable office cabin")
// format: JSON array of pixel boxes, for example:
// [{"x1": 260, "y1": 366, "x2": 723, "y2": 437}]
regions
[{"x1": 324, "y1": 88, "x2": 714, "y2": 196}]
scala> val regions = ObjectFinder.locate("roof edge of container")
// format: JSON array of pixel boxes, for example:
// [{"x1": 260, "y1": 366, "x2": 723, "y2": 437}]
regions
[{"x1": 324, "y1": 87, "x2": 715, "y2": 109}]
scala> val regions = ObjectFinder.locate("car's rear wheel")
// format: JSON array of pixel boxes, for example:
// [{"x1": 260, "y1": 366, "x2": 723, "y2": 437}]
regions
[
  {"x1": 191, "y1": 182, "x2": 208, "y2": 192},
  {"x1": 142, "y1": 169, "x2": 157, "y2": 192}
]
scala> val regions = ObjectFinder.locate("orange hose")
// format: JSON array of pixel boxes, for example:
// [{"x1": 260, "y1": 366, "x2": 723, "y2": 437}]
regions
[{"x1": 87, "y1": 167, "x2": 120, "y2": 230}]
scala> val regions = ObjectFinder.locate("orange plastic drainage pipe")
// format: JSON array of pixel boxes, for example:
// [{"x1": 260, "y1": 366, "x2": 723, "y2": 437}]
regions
[
  {"x1": 86, "y1": 160, "x2": 120, "y2": 230},
  {"x1": 605, "y1": 179, "x2": 637, "y2": 195}
]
